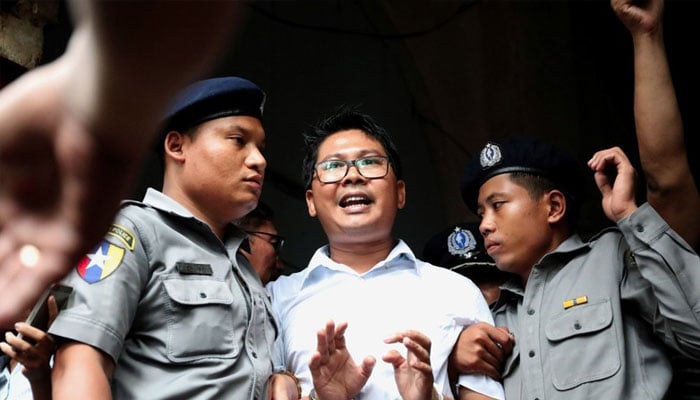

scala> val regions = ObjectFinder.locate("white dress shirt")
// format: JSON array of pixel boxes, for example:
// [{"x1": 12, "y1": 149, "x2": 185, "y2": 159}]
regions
[{"x1": 268, "y1": 240, "x2": 504, "y2": 399}]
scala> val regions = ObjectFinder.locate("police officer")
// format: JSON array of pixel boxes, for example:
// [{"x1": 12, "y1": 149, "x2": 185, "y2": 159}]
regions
[
  {"x1": 49, "y1": 77, "x2": 279, "y2": 399},
  {"x1": 423, "y1": 223, "x2": 512, "y2": 305},
  {"x1": 236, "y1": 202, "x2": 286, "y2": 285},
  {"x1": 454, "y1": 137, "x2": 700, "y2": 399}
]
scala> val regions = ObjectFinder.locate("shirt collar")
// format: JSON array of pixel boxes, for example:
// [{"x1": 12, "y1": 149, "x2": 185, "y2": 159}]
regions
[
  {"x1": 139, "y1": 188, "x2": 198, "y2": 218},
  {"x1": 128, "y1": 188, "x2": 247, "y2": 243},
  {"x1": 497, "y1": 233, "x2": 591, "y2": 301},
  {"x1": 301, "y1": 239, "x2": 418, "y2": 288}
]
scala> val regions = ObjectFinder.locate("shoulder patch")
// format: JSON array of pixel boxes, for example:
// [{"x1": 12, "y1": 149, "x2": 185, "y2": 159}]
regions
[
  {"x1": 76, "y1": 240, "x2": 126, "y2": 283},
  {"x1": 108, "y1": 224, "x2": 136, "y2": 250}
]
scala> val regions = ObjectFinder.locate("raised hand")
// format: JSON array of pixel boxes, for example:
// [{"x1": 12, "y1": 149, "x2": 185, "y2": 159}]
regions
[
  {"x1": 588, "y1": 147, "x2": 639, "y2": 223},
  {"x1": 383, "y1": 330, "x2": 436, "y2": 400},
  {"x1": 309, "y1": 321, "x2": 375, "y2": 399},
  {"x1": 611, "y1": 0, "x2": 664, "y2": 35}
]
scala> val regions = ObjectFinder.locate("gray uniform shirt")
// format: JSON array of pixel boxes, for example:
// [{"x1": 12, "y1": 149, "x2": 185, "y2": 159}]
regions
[
  {"x1": 492, "y1": 203, "x2": 700, "y2": 400},
  {"x1": 50, "y1": 189, "x2": 276, "y2": 399}
]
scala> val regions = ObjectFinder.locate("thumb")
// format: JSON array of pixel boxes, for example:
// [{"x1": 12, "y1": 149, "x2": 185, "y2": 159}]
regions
[{"x1": 360, "y1": 356, "x2": 376, "y2": 379}]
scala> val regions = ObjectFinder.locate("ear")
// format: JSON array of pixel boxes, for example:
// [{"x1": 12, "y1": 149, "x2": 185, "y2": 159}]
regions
[
  {"x1": 546, "y1": 190, "x2": 567, "y2": 224},
  {"x1": 164, "y1": 131, "x2": 186, "y2": 162},
  {"x1": 305, "y1": 188, "x2": 317, "y2": 217},
  {"x1": 396, "y1": 180, "x2": 406, "y2": 210}
]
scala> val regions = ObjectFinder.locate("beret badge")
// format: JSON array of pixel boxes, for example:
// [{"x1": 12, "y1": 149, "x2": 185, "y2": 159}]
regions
[
  {"x1": 479, "y1": 142, "x2": 502, "y2": 169},
  {"x1": 447, "y1": 226, "x2": 477, "y2": 260}
]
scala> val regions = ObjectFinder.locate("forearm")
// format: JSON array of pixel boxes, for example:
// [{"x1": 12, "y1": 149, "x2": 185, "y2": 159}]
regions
[
  {"x1": 52, "y1": 342, "x2": 114, "y2": 400},
  {"x1": 631, "y1": 24, "x2": 700, "y2": 248},
  {"x1": 28, "y1": 370, "x2": 52, "y2": 400}
]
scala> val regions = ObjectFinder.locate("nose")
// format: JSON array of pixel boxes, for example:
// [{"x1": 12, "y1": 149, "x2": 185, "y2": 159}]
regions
[
  {"x1": 479, "y1": 214, "x2": 494, "y2": 238},
  {"x1": 247, "y1": 145, "x2": 267, "y2": 172},
  {"x1": 342, "y1": 162, "x2": 367, "y2": 184}
]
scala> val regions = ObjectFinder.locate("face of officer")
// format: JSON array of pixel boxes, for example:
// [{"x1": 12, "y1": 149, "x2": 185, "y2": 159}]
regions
[
  {"x1": 305, "y1": 129, "x2": 405, "y2": 247},
  {"x1": 477, "y1": 173, "x2": 564, "y2": 284},
  {"x1": 243, "y1": 220, "x2": 284, "y2": 285},
  {"x1": 164, "y1": 115, "x2": 266, "y2": 233}
]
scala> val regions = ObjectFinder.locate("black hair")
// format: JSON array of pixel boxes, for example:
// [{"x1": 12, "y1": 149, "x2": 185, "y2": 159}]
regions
[
  {"x1": 509, "y1": 172, "x2": 581, "y2": 231},
  {"x1": 236, "y1": 201, "x2": 275, "y2": 231},
  {"x1": 301, "y1": 105, "x2": 402, "y2": 189}
]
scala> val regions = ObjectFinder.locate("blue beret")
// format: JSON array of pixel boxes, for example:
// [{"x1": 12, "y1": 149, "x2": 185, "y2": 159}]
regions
[
  {"x1": 460, "y1": 137, "x2": 585, "y2": 213},
  {"x1": 163, "y1": 76, "x2": 265, "y2": 133}
]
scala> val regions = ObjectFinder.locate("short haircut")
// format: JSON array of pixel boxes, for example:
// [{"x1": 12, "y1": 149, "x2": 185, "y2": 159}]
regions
[
  {"x1": 509, "y1": 172, "x2": 581, "y2": 231},
  {"x1": 301, "y1": 105, "x2": 403, "y2": 189},
  {"x1": 236, "y1": 202, "x2": 275, "y2": 231}
]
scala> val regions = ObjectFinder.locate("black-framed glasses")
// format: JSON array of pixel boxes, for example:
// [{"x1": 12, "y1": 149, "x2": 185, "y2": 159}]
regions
[
  {"x1": 314, "y1": 156, "x2": 390, "y2": 184},
  {"x1": 245, "y1": 231, "x2": 285, "y2": 253}
]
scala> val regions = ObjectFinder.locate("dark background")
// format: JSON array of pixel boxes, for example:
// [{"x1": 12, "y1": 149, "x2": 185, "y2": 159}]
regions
[{"x1": 36, "y1": 0, "x2": 700, "y2": 271}]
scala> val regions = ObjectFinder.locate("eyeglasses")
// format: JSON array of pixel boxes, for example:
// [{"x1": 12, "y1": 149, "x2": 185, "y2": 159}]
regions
[
  {"x1": 314, "y1": 156, "x2": 390, "y2": 184},
  {"x1": 245, "y1": 231, "x2": 285, "y2": 253}
]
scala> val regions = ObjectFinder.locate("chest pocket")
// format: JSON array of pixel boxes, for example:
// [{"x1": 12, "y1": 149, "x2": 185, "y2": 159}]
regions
[
  {"x1": 163, "y1": 277, "x2": 241, "y2": 363},
  {"x1": 545, "y1": 298, "x2": 621, "y2": 390}
]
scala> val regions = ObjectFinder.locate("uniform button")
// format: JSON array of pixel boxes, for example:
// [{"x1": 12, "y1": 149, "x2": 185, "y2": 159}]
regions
[
  {"x1": 252, "y1": 351, "x2": 257, "y2": 358},
  {"x1": 199, "y1": 292, "x2": 207, "y2": 298},
  {"x1": 636, "y1": 224, "x2": 644, "y2": 233},
  {"x1": 574, "y1": 322, "x2": 582, "y2": 330},
  {"x1": 527, "y1": 308, "x2": 535, "y2": 315},
  {"x1": 529, "y1": 350, "x2": 535, "y2": 358}
]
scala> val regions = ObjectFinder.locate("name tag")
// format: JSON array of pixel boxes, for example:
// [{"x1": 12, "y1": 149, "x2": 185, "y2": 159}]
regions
[{"x1": 176, "y1": 262, "x2": 213, "y2": 276}]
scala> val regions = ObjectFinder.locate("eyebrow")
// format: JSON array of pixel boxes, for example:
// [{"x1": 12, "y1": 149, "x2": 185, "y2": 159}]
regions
[
  {"x1": 223, "y1": 123, "x2": 266, "y2": 146},
  {"x1": 319, "y1": 149, "x2": 385, "y2": 161},
  {"x1": 477, "y1": 192, "x2": 507, "y2": 208}
]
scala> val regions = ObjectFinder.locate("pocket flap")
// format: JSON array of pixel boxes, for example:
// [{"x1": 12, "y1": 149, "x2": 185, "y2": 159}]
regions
[
  {"x1": 545, "y1": 299, "x2": 612, "y2": 341},
  {"x1": 163, "y1": 277, "x2": 234, "y2": 306}
]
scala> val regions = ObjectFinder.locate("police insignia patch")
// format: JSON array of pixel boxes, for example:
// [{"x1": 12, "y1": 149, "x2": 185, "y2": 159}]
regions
[
  {"x1": 480, "y1": 142, "x2": 502, "y2": 168},
  {"x1": 76, "y1": 240, "x2": 125, "y2": 283},
  {"x1": 108, "y1": 224, "x2": 136, "y2": 250},
  {"x1": 447, "y1": 227, "x2": 477, "y2": 259}
]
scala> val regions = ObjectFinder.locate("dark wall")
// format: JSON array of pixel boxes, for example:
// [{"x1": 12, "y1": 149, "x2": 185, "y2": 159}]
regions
[{"x1": 37, "y1": 0, "x2": 700, "y2": 270}]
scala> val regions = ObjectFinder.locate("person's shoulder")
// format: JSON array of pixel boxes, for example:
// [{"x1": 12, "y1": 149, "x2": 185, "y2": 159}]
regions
[
  {"x1": 267, "y1": 269, "x2": 306, "y2": 298},
  {"x1": 587, "y1": 226, "x2": 623, "y2": 245},
  {"x1": 416, "y1": 259, "x2": 480, "y2": 290}
]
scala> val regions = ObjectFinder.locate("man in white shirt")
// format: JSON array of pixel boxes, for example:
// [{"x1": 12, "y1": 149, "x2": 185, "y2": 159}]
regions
[{"x1": 268, "y1": 107, "x2": 503, "y2": 400}]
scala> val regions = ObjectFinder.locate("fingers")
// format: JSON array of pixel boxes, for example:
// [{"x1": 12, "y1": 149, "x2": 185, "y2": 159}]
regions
[
  {"x1": 587, "y1": 146, "x2": 630, "y2": 173},
  {"x1": 314, "y1": 320, "x2": 348, "y2": 364},
  {"x1": 1, "y1": 328, "x2": 54, "y2": 369},
  {"x1": 452, "y1": 322, "x2": 514, "y2": 380},
  {"x1": 494, "y1": 326, "x2": 515, "y2": 355},
  {"x1": 47, "y1": 295, "x2": 58, "y2": 327},
  {"x1": 360, "y1": 355, "x2": 376, "y2": 379},
  {"x1": 383, "y1": 330, "x2": 433, "y2": 374}
]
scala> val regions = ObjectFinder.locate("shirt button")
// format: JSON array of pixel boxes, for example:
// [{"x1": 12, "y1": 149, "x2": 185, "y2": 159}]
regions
[
  {"x1": 574, "y1": 322, "x2": 582, "y2": 330},
  {"x1": 199, "y1": 292, "x2": 207, "y2": 298},
  {"x1": 636, "y1": 224, "x2": 644, "y2": 233},
  {"x1": 251, "y1": 351, "x2": 257, "y2": 359},
  {"x1": 527, "y1": 308, "x2": 535, "y2": 315},
  {"x1": 529, "y1": 350, "x2": 535, "y2": 358}
]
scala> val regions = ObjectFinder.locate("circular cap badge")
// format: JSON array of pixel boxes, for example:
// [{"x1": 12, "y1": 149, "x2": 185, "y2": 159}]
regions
[{"x1": 447, "y1": 227, "x2": 477, "y2": 260}]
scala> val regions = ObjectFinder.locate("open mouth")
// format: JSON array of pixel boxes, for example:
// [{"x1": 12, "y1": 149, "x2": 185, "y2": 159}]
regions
[{"x1": 339, "y1": 194, "x2": 372, "y2": 208}]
